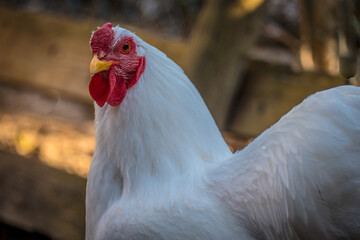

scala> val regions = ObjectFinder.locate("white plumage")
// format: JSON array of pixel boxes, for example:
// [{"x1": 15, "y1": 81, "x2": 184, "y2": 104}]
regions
[{"x1": 86, "y1": 26, "x2": 360, "y2": 240}]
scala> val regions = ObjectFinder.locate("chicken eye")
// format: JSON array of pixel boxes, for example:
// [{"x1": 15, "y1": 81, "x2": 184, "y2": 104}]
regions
[{"x1": 121, "y1": 41, "x2": 131, "y2": 53}]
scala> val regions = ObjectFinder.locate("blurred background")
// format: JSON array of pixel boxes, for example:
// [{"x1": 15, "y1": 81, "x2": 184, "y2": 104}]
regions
[{"x1": 0, "y1": 0, "x2": 359, "y2": 239}]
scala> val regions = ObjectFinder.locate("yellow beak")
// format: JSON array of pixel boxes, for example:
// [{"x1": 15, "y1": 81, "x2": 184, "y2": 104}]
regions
[{"x1": 89, "y1": 55, "x2": 118, "y2": 75}]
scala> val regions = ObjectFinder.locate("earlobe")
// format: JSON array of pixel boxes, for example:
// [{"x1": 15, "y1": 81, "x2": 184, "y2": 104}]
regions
[
  {"x1": 126, "y1": 57, "x2": 146, "y2": 89},
  {"x1": 106, "y1": 66, "x2": 127, "y2": 106}
]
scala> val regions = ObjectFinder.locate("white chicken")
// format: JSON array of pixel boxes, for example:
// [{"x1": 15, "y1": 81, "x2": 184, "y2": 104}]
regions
[{"x1": 86, "y1": 23, "x2": 360, "y2": 240}]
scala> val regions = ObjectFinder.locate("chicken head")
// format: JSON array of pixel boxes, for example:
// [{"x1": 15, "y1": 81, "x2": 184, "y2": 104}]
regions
[{"x1": 89, "y1": 23, "x2": 146, "y2": 107}]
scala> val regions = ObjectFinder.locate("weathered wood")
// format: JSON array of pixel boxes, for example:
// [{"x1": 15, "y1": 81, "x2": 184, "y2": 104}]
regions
[
  {"x1": 229, "y1": 61, "x2": 346, "y2": 137},
  {"x1": 181, "y1": 0, "x2": 267, "y2": 128},
  {"x1": 338, "y1": 0, "x2": 359, "y2": 80},
  {"x1": 0, "y1": 6, "x2": 185, "y2": 103},
  {"x1": 0, "y1": 150, "x2": 86, "y2": 240},
  {"x1": 298, "y1": 0, "x2": 338, "y2": 73}
]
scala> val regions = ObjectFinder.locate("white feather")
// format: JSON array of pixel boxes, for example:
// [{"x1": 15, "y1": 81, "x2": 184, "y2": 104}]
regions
[{"x1": 86, "y1": 26, "x2": 360, "y2": 240}]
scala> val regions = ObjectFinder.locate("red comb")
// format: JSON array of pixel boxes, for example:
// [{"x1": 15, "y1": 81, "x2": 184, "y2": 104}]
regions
[{"x1": 90, "y1": 23, "x2": 114, "y2": 55}]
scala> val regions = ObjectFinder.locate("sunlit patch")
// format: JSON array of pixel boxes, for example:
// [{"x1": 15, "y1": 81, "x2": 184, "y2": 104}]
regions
[
  {"x1": 228, "y1": 0, "x2": 265, "y2": 18},
  {"x1": 0, "y1": 113, "x2": 94, "y2": 178}
]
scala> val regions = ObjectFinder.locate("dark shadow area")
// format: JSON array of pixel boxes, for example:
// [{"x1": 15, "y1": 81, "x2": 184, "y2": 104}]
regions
[{"x1": 0, "y1": 221, "x2": 51, "y2": 240}]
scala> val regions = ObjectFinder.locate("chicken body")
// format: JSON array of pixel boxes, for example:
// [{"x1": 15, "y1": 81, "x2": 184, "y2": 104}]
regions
[{"x1": 86, "y1": 24, "x2": 360, "y2": 240}]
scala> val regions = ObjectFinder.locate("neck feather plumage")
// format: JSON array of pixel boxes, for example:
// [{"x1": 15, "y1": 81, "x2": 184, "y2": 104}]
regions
[{"x1": 93, "y1": 43, "x2": 231, "y2": 196}]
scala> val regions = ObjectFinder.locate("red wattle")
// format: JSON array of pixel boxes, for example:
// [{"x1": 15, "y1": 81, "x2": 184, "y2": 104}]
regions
[
  {"x1": 88, "y1": 57, "x2": 146, "y2": 107},
  {"x1": 89, "y1": 71, "x2": 110, "y2": 107},
  {"x1": 89, "y1": 66, "x2": 128, "y2": 107}
]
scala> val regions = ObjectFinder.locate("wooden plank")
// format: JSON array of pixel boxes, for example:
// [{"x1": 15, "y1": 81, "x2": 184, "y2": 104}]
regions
[
  {"x1": 0, "y1": 6, "x2": 185, "y2": 103},
  {"x1": 229, "y1": 61, "x2": 347, "y2": 137},
  {"x1": 0, "y1": 150, "x2": 86, "y2": 240}
]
